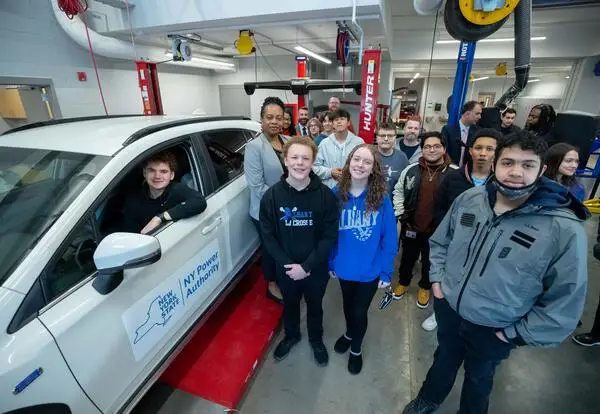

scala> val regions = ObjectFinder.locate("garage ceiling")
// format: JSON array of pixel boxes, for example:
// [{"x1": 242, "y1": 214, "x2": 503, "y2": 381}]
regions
[{"x1": 91, "y1": 1, "x2": 599, "y2": 65}]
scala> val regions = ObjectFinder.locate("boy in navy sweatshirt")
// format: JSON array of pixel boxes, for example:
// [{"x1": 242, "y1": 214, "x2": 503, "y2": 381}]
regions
[
  {"x1": 329, "y1": 144, "x2": 398, "y2": 374},
  {"x1": 260, "y1": 136, "x2": 339, "y2": 366}
]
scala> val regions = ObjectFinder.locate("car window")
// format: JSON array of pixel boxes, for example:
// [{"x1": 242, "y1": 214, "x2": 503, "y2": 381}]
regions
[
  {"x1": 0, "y1": 147, "x2": 109, "y2": 287},
  {"x1": 201, "y1": 129, "x2": 248, "y2": 189},
  {"x1": 43, "y1": 217, "x2": 98, "y2": 302}
]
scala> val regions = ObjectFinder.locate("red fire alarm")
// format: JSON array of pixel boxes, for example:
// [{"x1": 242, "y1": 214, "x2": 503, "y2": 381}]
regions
[{"x1": 77, "y1": 71, "x2": 87, "y2": 82}]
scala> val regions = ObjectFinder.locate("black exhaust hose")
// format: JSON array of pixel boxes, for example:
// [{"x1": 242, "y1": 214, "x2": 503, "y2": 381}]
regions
[{"x1": 495, "y1": 0, "x2": 531, "y2": 107}]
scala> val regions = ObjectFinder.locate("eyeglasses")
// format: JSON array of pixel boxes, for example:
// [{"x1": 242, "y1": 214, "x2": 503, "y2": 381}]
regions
[
  {"x1": 423, "y1": 144, "x2": 443, "y2": 151},
  {"x1": 377, "y1": 134, "x2": 396, "y2": 139}
]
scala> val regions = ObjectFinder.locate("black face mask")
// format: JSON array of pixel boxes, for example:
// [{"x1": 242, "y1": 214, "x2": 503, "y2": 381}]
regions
[{"x1": 492, "y1": 172, "x2": 541, "y2": 201}]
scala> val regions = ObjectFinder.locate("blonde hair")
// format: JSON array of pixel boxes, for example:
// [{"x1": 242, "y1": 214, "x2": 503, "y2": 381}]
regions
[{"x1": 282, "y1": 136, "x2": 318, "y2": 161}]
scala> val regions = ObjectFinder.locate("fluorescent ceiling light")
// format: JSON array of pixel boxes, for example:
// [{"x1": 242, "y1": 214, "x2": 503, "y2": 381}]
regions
[
  {"x1": 436, "y1": 36, "x2": 546, "y2": 44},
  {"x1": 565, "y1": 76, "x2": 570, "y2": 79},
  {"x1": 164, "y1": 53, "x2": 234, "y2": 68},
  {"x1": 472, "y1": 76, "x2": 489, "y2": 82},
  {"x1": 529, "y1": 79, "x2": 541, "y2": 83},
  {"x1": 294, "y1": 45, "x2": 332, "y2": 64},
  {"x1": 409, "y1": 79, "x2": 414, "y2": 84},
  {"x1": 412, "y1": 73, "x2": 420, "y2": 80}
]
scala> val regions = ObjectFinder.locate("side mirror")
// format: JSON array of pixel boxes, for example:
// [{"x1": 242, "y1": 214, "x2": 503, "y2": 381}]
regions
[{"x1": 92, "y1": 233, "x2": 161, "y2": 295}]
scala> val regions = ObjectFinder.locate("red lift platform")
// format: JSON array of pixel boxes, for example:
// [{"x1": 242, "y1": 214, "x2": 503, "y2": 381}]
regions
[{"x1": 160, "y1": 263, "x2": 283, "y2": 409}]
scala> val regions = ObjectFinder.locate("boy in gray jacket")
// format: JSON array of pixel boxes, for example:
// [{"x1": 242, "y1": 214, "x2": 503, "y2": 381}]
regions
[
  {"x1": 403, "y1": 131, "x2": 590, "y2": 414},
  {"x1": 313, "y1": 109, "x2": 364, "y2": 188}
]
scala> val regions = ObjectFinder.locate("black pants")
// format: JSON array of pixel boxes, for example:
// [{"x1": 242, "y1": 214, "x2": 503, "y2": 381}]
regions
[
  {"x1": 277, "y1": 271, "x2": 329, "y2": 343},
  {"x1": 339, "y1": 278, "x2": 379, "y2": 353},
  {"x1": 251, "y1": 218, "x2": 276, "y2": 282},
  {"x1": 591, "y1": 295, "x2": 600, "y2": 337},
  {"x1": 398, "y1": 229, "x2": 432, "y2": 289},
  {"x1": 418, "y1": 298, "x2": 515, "y2": 414}
]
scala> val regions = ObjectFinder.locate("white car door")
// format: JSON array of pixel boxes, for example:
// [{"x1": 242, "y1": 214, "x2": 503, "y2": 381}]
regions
[
  {"x1": 38, "y1": 136, "x2": 231, "y2": 413},
  {"x1": 200, "y1": 128, "x2": 260, "y2": 275}
]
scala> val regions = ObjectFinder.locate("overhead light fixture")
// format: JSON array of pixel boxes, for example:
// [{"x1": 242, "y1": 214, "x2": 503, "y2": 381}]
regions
[
  {"x1": 294, "y1": 45, "x2": 332, "y2": 64},
  {"x1": 412, "y1": 73, "x2": 420, "y2": 80},
  {"x1": 472, "y1": 76, "x2": 489, "y2": 82},
  {"x1": 529, "y1": 79, "x2": 541, "y2": 83},
  {"x1": 436, "y1": 36, "x2": 546, "y2": 44},
  {"x1": 164, "y1": 52, "x2": 235, "y2": 68},
  {"x1": 565, "y1": 76, "x2": 570, "y2": 79},
  {"x1": 409, "y1": 79, "x2": 414, "y2": 84}
]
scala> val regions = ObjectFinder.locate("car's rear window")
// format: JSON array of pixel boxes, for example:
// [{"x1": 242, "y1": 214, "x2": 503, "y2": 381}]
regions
[{"x1": 0, "y1": 147, "x2": 110, "y2": 287}]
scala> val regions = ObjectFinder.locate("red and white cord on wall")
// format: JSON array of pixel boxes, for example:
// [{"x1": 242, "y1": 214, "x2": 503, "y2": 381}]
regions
[{"x1": 58, "y1": 0, "x2": 108, "y2": 115}]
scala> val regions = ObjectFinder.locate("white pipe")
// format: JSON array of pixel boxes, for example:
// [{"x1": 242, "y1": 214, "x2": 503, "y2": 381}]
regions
[{"x1": 49, "y1": 0, "x2": 235, "y2": 71}]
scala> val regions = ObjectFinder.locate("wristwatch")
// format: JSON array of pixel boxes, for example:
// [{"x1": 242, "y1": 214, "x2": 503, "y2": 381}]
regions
[{"x1": 157, "y1": 212, "x2": 167, "y2": 223}]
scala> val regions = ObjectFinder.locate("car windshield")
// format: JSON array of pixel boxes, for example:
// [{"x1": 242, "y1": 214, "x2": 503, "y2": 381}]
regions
[{"x1": 0, "y1": 147, "x2": 110, "y2": 286}]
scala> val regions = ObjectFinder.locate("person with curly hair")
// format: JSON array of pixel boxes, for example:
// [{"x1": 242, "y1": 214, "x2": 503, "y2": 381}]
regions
[
  {"x1": 525, "y1": 103, "x2": 557, "y2": 146},
  {"x1": 329, "y1": 144, "x2": 398, "y2": 374}
]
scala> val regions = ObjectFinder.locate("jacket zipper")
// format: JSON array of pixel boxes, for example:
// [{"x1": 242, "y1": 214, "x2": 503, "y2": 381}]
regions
[
  {"x1": 462, "y1": 221, "x2": 481, "y2": 268},
  {"x1": 456, "y1": 221, "x2": 494, "y2": 314},
  {"x1": 478, "y1": 230, "x2": 504, "y2": 277}
]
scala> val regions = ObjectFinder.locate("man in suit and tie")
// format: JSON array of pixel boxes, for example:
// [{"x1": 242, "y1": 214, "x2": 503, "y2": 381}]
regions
[
  {"x1": 296, "y1": 106, "x2": 310, "y2": 136},
  {"x1": 442, "y1": 101, "x2": 482, "y2": 166}
]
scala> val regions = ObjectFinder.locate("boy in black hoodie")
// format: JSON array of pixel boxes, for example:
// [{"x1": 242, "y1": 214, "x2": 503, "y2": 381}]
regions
[
  {"x1": 434, "y1": 128, "x2": 502, "y2": 227},
  {"x1": 260, "y1": 136, "x2": 339, "y2": 366}
]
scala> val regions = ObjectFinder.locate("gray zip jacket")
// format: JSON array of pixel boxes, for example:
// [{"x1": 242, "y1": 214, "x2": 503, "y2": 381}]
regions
[
  {"x1": 313, "y1": 132, "x2": 364, "y2": 188},
  {"x1": 430, "y1": 177, "x2": 589, "y2": 348},
  {"x1": 244, "y1": 133, "x2": 290, "y2": 220}
]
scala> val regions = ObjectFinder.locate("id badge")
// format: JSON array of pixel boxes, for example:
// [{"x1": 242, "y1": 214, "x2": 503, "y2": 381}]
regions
[{"x1": 406, "y1": 230, "x2": 417, "y2": 239}]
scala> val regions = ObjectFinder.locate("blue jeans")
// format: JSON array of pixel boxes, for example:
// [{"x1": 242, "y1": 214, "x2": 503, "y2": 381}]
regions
[{"x1": 418, "y1": 297, "x2": 515, "y2": 414}]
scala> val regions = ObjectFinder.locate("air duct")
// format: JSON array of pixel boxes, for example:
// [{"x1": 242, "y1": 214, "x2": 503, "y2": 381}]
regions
[
  {"x1": 495, "y1": 0, "x2": 531, "y2": 106},
  {"x1": 49, "y1": 0, "x2": 235, "y2": 71}
]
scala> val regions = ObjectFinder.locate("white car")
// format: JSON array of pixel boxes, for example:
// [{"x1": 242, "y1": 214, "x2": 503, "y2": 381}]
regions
[{"x1": 0, "y1": 115, "x2": 261, "y2": 413}]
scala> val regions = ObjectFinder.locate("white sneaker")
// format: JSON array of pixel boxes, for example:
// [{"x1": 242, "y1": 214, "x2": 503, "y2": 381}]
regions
[{"x1": 421, "y1": 313, "x2": 437, "y2": 331}]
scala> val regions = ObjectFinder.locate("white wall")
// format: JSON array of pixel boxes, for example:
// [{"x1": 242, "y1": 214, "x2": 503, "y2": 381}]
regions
[
  {"x1": 0, "y1": 0, "x2": 218, "y2": 126},
  {"x1": 419, "y1": 78, "x2": 454, "y2": 132},
  {"x1": 562, "y1": 55, "x2": 600, "y2": 115},
  {"x1": 214, "y1": 55, "x2": 297, "y2": 121},
  {"x1": 413, "y1": 74, "x2": 569, "y2": 132}
]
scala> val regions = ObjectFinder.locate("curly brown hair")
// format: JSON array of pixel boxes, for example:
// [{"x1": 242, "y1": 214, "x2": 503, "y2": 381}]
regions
[{"x1": 337, "y1": 144, "x2": 387, "y2": 212}]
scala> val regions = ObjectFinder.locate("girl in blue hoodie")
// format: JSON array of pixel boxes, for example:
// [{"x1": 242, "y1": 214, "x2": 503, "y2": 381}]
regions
[{"x1": 330, "y1": 144, "x2": 398, "y2": 374}]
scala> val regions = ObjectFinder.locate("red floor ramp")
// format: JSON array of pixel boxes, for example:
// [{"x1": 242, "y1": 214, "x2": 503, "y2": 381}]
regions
[{"x1": 160, "y1": 265, "x2": 283, "y2": 409}]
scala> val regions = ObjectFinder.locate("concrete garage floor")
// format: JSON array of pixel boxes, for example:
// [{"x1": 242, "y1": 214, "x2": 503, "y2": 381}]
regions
[{"x1": 134, "y1": 215, "x2": 600, "y2": 414}]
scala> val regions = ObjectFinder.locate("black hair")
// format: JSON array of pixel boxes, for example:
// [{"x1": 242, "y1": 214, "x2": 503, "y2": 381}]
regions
[
  {"x1": 527, "y1": 104, "x2": 556, "y2": 135},
  {"x1": 502, "y1": 108, "x2": 516, "y2": 116},
  {"x1": 283, "y1": 107, "x2": 295, "y2": 135},
  {"x1": 420, "y1": 131, "x2": 447, "y2": 149},
  {"x1": 494, "y1": 129, "x2": 548, "y2": 166},
  {"x1": 544, "y1": 142, "x2": 580, "y2": 187},
  {"x1": 471, "y1": 128, "x2": 503, "y2": 147},
  {"x1": 260, "y1": 96, "x2": 285, "y2": 118},
  {"x1": 330, "y1": 108, "x2": 351, "y2": 121},
  {"x1": 461, "y1": 100, "x2": 480, "y2": 115}
]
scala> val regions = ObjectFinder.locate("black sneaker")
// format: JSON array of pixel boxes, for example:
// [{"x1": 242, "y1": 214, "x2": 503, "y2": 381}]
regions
[
  {"x1": 402, "y1": 397, "x2": 440, "y2": 414},
  {"x1": 311, "y1": 341, "x2": 329, "y2": 366},
  {"x1": 273, "y1": 335, "x2": 300, "y2": 361},
  {"x1": 348, "y1": 352, "x2": 363, "y2": 375},
  {"x1": 334, "y1": 334, "x2": 352, "y2": 354},
  {"x1": 572, "y1": 333, "x2": 600, "y2": 347}
]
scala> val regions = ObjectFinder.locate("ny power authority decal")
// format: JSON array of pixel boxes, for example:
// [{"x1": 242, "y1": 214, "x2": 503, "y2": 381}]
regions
[{"x1": 122, "y1": 241, "x2": 220, "y2": 361}]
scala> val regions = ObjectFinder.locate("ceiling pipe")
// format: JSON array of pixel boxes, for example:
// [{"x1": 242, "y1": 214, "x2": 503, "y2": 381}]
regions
[
  {"x1": 495, "y1": 0, "x2": 531, "y2": 106},
  {"x1": 49, "y1": 0, "x2": 236, "y2": 71}
]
